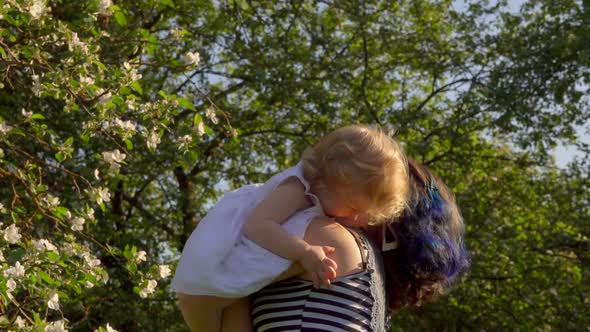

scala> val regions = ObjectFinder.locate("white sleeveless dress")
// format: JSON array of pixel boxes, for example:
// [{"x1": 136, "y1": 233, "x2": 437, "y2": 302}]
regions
[{"x1": 170, "y1": 162, "x2": 325, "y2": 298}]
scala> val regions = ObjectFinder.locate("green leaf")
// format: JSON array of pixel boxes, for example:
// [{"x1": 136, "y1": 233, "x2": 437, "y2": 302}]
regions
[
  {"x1": 32, "y1": 312, "x2": 42, "y2": 325},
  {"x1": 123, "y1": 244, "x2": 137, "y2": 259},
  {"x1": 71, "y1": 282, "x2": 82, "y2": 295},
  {"x1": 112, "y1": 95, "x2": 125, "y2": 105},
  {"x1": 55, "y1": 152, "x2": 64, "y2": 162},
  {"x1": 36, "y1": 184, "x2": 48, "y2": 192},
  {"x1": 139, "y1": 29, "x2": 151, "y2": 39},
  {"x1": 46, "y1": 251, "x2": 60, "y2": 262},
  {"x1": 10, "y1": 128, "x2": 26, "y2": 136},
  {"x1": 193, "y1": 113, "x2": 203, "y2": 126},
  {"x1": 177, "y1": 97, "x2": 196, "y2": 111},
  {"x1": 8, "y1": 248, "x2": 26, "y2": 264},
  {"x1": 160, "y1": 0, "x2": 176, "y2": 8},
  {"x1": 125, "y1": 138, "x2": 133, "y2": 150},
  {"x1": 130, "y1": 81, "x2": 143, "y2": 95},
  {"x1": 81, "y1": 131, "x2": 90, "y2": 143},
  {"x1": 0, "y1": 47, "x2": 6, "y2": 58},
  {"x1": 114, "y1": 11, "x2": 127, "y2": 26},
  {"x1": 119, "y1": 86, "x2": 131, "y2": 95},
  {"x1": 64, "y1": 137, "x2": 74, "y2": 147},
  {"x1": 31, "y1": 113, "x2": 45, "y2": 120},
  {"x1": 54, "y1": 206, "x2": 69, "y2": 220},
  {"x1": 93, "y1": 60, "x2": 108, "y2": 71},
  {"x1": 37, "y1": 270, "x2": 55, "y2": 286},
  {"x1": 127, "y1": 262, "x2": 138, "y2": 273}
]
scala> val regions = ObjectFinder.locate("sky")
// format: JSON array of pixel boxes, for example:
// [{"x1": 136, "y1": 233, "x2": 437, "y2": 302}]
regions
[{"x1": 452, "y1": 0, "x2": 589, "y2": 168}]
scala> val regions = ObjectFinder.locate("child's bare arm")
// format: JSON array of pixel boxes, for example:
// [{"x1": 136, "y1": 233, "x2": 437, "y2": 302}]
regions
[{"x1": 242, "y1": 177, "x2": 337, "y2": 287}]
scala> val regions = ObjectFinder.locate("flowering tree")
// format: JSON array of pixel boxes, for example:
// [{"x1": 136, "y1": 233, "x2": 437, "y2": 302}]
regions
[{"x1": 0, "y1": 0, "x2": 222, "y2": 331}]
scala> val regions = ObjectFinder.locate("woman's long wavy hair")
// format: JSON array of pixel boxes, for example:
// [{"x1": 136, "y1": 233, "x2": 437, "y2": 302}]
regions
[{"x1": 382, "y1": 159, "x2": 470, "y2": 312}]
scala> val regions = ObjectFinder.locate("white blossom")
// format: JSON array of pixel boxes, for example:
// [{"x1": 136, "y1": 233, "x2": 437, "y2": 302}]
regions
[
  {"x1": 71, "y1": 217, "x2": 85, "y2": 231},
  {"x1": 0, "y1": 121, "x2": 12, "y2": 135},
  {"x1": 62, "y1": 243, "x2": 76, "y2": 256},
  {"x1": 93, "y1": 187, "x2": 111, "y2": 205},
  {"x1": 32, "y1": 239, "x2": 58, "y2": 252},
  {"x1": 178, "y1": 134, "x2": 193, "y2": 150},
  {"x1": 102, "y1": 149, "x2": 126, "y2": 164},
  {"x1": 170, "y1": 28, "x2": 182, "y2": 39},
  {"x1": 87, "y1": 207, "x2": 95, "y2": 220},
  {"x1": 196, "y1": 122, "x2": 206, "y2": 137},
  {"x1": 147, "y1": 130, "x2": 160, "y2": 150},
  {"x1": 32, "y1": 239, "x2": 46, "y2": 251},
  {"x1": 3, "y1": 224, "x2": 22, "y2": 244},
  {"x1": 69, "y1": 32, "x2": 89, "y2": 54},
  {"x1": 129, "y1": 69, "x2": 142, "y2": 81},
  {"x1": 31, "y1": 74, "x2": 43, "y2": 96},
  {"x1": 82, "y1": 252, "x2": 101, "y2": 267},
  {"x1": 114, "y1": 118, "x2": 136, "y2": 133},
  {"x1": 3, "y1": 261, "x2": 25, "y2": 279},
  {"x1": 98, "y1": 92, "x2": 112, "y2": 104},
  {"x1": 45, "y1": 319, "x2": 67, "y2": 332},
  {"x1": 94, "y1": 169, "x2": 100, "y2": 180},
  {"x1": 106, "y1": 323, "x2": 118, "y2": 332},
  {"x1": 22, "y1": 108, "x2": 33, "y2": 118},
  {"x1": 29, "y1": 0, "x2": 50, "y2": 19},
  {"x1": 0, "y1": 251, "x2": 4, "y2": 262},
  {"x1": 47, "y1": 290, "x2": 60, "y2": 310},
  {"x1": 14, "y1": 316, "x2": 26, "y2": 328},
  {"x1": 182, "y1": 51, "x2": 200, "y2": 66},
  {"x1": 6, "y1": 278, "x2": 16, "y2": 292},
  {"x1": 205, "y1": 108, "x2": 219, "y2": 124},
  {"x1": 86, "y1": 281, "x2": 94, "y2": 288},
  {"x1": 125, "y1": 99, "x2": 136, "y2": 111},
  {"x1": 42, "y1": 194, "x2": 60, "y2": 209},
  {"x1": 230, "y1": 128, "x2": 238, "y2": 138},
  {"x1": 80, "y1": 76, "x2": 94, "y2": 85},
  {"x1": 97, "y1": 0, "x2": 112, "y2": 15},
  {"x1": 159, "y1": 265, "x2": 171, "y2": 278},
  {"x1": 135, "y1": 250, "x2": 146, "y2": 263},
  {"x1": 139, "y1": 279, "x2": 157, "y2": 298}
]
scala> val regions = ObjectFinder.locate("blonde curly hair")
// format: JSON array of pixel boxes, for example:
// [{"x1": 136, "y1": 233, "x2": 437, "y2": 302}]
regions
[{"x1": 301, "y1": 124, "x2": 409, "y2": 223}]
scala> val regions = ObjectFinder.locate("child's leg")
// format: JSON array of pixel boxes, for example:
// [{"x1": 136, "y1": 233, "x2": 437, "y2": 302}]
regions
[
  {"x1": 221, "y1": 297, "x2": 252, "y2": 332},
  {"x1": 177, "y1": 293, "x2": 235, "y2": 332}
]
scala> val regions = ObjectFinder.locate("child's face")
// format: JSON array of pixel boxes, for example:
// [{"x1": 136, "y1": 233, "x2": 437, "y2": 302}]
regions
[{"x1": 317, "y1": 186, "x2": 371, "y2": 227}]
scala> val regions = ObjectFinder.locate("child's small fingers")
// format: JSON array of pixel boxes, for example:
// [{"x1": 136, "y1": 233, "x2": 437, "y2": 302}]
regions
[
  {"x1": 324, "y1": 258, "x2": 338, "y2": 271},
  {"x1": 324, "y1": 266, "x2": 337, "y2": 280},
  {"x1": 322, "y1": 246, "x2": 336, "y2": 254},
  {"x1": 318, "y1": 272, "x2": 330, "y2": 287}
]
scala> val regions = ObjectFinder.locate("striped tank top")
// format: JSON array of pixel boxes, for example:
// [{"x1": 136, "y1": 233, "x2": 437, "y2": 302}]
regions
[{"x1": 251, "y1": 230, "x2": 387, "y2": 331}]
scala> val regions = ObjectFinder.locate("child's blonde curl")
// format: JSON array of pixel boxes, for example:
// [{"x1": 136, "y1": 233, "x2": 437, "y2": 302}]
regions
[{"x1": 302, "y1": 125, "x2": 409, "y2": 224}]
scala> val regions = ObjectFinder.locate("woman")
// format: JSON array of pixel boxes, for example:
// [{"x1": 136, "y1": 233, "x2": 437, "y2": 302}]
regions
[{"x1": 250, "y1": 159, "x2": 470, "y2": 331}]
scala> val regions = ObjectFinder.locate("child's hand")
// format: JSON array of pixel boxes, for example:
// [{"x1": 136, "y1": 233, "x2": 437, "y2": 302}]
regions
[{"x1": 300, "y1": 245, "x2": 338, "y2": 288}]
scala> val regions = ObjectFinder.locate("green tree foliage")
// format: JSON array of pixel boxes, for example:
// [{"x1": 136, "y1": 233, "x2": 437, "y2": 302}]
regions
[{"x1": 0, "y1": 0, "x2": 588, "y2": 331}]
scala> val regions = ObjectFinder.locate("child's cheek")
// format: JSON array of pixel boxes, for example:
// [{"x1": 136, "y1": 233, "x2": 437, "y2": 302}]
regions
[{"x1": 335, "y1": 216, "x2": 359, "y2": 228}]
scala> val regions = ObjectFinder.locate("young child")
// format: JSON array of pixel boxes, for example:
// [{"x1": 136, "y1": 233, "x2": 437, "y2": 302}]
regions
[{"x1": 171, "y1": 124, "x2": 409, "y2": 331}]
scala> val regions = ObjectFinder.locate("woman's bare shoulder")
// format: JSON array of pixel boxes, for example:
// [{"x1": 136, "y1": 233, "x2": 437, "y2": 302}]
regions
[{"x1": 303, "y1": 217, "x2": 364, "y2": 277}]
